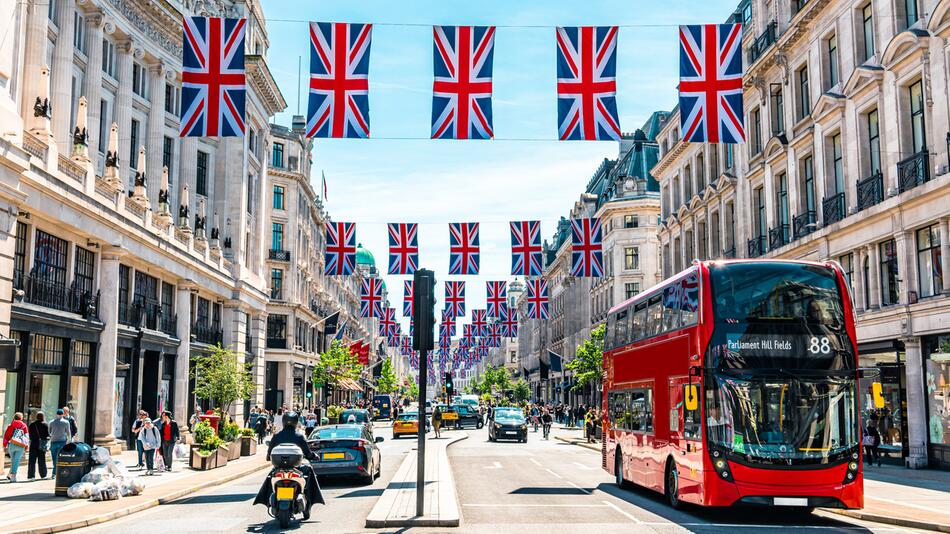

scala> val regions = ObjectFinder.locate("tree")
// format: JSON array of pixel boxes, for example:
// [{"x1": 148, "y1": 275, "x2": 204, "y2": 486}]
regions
[
  {"x1": 376, "y1": 358, "x2": 398, "y2": 394},
  {"x1": 312, "y1": 339, "x2": 362, "y2": 391},
  {"x1": 512, "y1": 378, "x2": 531, "y2": 403},
  {"x1": 567, "y1": 324, "x2": 605, "y2": 391},
  {"x1": 407, "y1": 380, "x2": 419, "y2": 401},
  {"x1": 191, "y1": 344, "x2": 255, "y2": 414}
]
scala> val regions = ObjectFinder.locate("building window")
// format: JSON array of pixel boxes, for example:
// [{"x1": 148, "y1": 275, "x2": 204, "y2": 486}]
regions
[
  {"x1": 271, "y1": 269, "x2": 283, "y2": 300},
  {"x1": 917, "y1": 224, "x2": 943, "y2": 298},
  {"x1": 867, "y1": 108, "x2": 881, "y2": 174},
  {"x1": 905, "y1": 0, "x2": 920, "y2": 28},
  {"x1": 14, "y1": 222, "x2": 26, "y2": 278},
  {"x1": 98, "y1": 99, "x2": 109, "y2": 153},
  {"x1": 880, "y1": 239, "x2": 899, "y2": 306},
  {"x1": 909, "y1": 79, "x2": 926, "y2": 154},
  {"x1": 33, "y1": 230, "x2": 68, "y2": 286},
  {"x1": 164, "y1": 83, "x2": 179, "y2": 115},
  {"x1": 132, "y1": 63, "x2": 148, "y2": 99},
  {"x1": 273, "y1": 185, "x2": 285, "y2": 210},
  {"x1": 797, "y1": 65, "x2": 810, "y2": 119},
  {"x1": 624, "y1": 247, "x2": 640, "y2": 270},
  {"x1": 801, "y1": 155, "x2": 816, "y2": 213},
  {"x1": 776, "y1": 172, "x2": 789, "y2": 231},
  {"x1": 623, "y1": 214, "x2": 638, "y2": 228},
  {"x1": 862, "y1": 3, "x2": 875, "y2": 62},
  {"x1": 101, "y1": 39, "x2": 116, "y2": 78},
  {"x1": 74, "y1": 246, "x2": 95, "y2": 294},
  {"x1": 272, "y1": 222, "x2": 284, "y2": 250},
  {"x1": 826, "y1": 34, "x2": 839, "y2": 89},
  {"x1": 267, "y1": 314, "x2": 287, "y2": 340},
  {"x1": 754, "y1": 186, "x2": 766, "y2": 238},
  {"x1": 696, "y1": 153, "x2": 705, "y2": 190},
  {"x1": 196, "y1": 150, "x2": 209, "y2": 196},
  {"x1": 839, "y1": 252, "x2": 854, "y2": 297},
  {"x1": 831, "y1": 133, "x2": 844, "y2": 194},
  {"x1": 624, "y1": 282, "x2": 640, "y2": 300},
  {"x1": 48, "y1": 0, "x2": 57, "y2": 20},
  {"x1": 684, "y1": 164, "x2": 693, "y2": 199},
  {"x1": 118, "y1": 265, "x2": 130, "y2": 308},
  {"x1": 129, "y1": 119, "x2": 139, "y2": 167},
  {"x1": 272, "y1": 142, "x2": 284, "y2": 168},
  {"x1": 770, "y1": 84, "x2": 784, "y2": 135},
  {"x1": 725, "y1": 144, "x2": 734, "y2": 169},
  {"x1": 163, "y1": 136, "x2": 174, "y2": 185},
  {"x1": 196, "y1": 296, "x2": 210, "y2": 327},
  {"x1": 73, "y1": 12, "x2": 85, "y2": 53},
  {"x1": 751, "y1": 107, "x2": 762, "y2": 155}
]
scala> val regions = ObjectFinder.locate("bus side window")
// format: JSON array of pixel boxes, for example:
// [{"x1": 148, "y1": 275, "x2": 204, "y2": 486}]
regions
[
  {"x1": 615, "y1": 310, "x2": 628, "y2": 347},
  {"x1": 650, "y1": 299, "x2": 663, "y2": 335},
  {"x1": 632, "y1": 306, "x2": 646, "y2": 342}
]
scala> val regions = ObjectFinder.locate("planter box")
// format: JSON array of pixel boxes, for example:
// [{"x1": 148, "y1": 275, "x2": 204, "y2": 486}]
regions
[
  {"x1": 215, "y1": 445, "x2": 230, "y2": 467},
  {"x1": 240, "y1": 436, "x2": 257, "y2": 456},
  {"x1": 327, "y1": 417, "x2": 339, "y2": 425},
  {"x1": 226, "y1": 441, "x2": 241, "y2": 461},
  {"x1": 190, "y1": 449, "x2": 218, "y2": 470}
]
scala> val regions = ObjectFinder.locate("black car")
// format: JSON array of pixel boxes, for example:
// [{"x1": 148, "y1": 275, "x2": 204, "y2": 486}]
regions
[
  {"x1": 489, "y1": 410, "x2": 527, "y2": 442},
  {"x1": 308, "y1": 424, "x2": 383, "y2": 483},
  {"x1": 450, "y1": 404, "x2": 483, "y2": 429}
]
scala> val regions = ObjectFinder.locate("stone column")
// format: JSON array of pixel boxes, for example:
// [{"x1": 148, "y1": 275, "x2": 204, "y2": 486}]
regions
[
  {"x1": 50, "y1": 0, "x2": 75, "y2": 151},
  {"x1": 174, "y1": 282, "x2": 193, "y2": 431},
  {"x1": 854, "y1": 248, "x2": 866, "y2": 312},
  {"x1": 93, "y1": 247, "x2": 125, "y2": 450},
  {"x1": 177, "y1": 137, "x2": 197, "y2": 217},
  {"x1": 22, "y1": 1, "x2": 49, "y2": 132},
  {"x1": 940, "y1": 218, "x2": 950, "y2": 295},
  {"x1": 146, "y1": 62, "x2": 167, "y2": 208},
  {"x1": 222, "y1": 301, "x2": 247, "y2": 425},
  {"x1": 251, "y1": 312, "x2": 267, "y2": 406},
  {"x1": 902, "y1": 337, "x2": 929, "y2": 469},
  {"x1": 81, "y1": 14, "x2": 105, "y2": 157},
  {"x1": 868, "y1": 244, "x2": 882, "y2": 309},
  {"x1": 113, "y1": 39, "x2": 136, "y2": 181}
]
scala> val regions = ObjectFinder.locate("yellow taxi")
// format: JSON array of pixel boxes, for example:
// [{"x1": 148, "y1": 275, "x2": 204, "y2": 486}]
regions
[{"x1": 392, "y1": 412, "x2": 423, "y2": 438}]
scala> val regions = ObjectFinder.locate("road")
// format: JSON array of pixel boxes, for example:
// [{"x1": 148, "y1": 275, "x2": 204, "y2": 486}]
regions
[{"x1": 73, "y1": 423, "x2": 919, "y2": 533}]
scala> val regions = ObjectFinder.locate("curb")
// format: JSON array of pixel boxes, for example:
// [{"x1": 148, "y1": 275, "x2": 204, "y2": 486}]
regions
[
  {"x1": 8, "y1": 460, "x2": 270, "y2": 534},
  {"x1": 554, "y1": 435, "x2": 601, "y2": 452},
  {"x1": 828, "y1": 509, "x2": 950, "y2": 533}
]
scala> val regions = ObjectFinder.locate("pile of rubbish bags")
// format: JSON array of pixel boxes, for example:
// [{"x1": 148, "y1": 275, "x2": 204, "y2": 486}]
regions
[{"x1": 66, "y1": 447, "x2": 145, "y2": 501}]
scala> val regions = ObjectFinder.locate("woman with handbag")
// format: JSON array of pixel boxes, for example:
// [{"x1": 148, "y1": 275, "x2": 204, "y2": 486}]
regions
[
  {"x1": 28, "y1": 412, "x2": 50, "y2": 480},
  {"x1": 137, "y1": 419, "x2": 161, "y2": 476},
  {"x1": 3, "y1": 412, "x2": 29, "y2": 482}
]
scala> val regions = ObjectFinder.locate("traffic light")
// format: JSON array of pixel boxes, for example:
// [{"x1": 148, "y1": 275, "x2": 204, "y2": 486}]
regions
[
  {"x1": 444, "y1": 372, "x2": 454, "y2": 397},
  {"x1": 412, "y1": 269, "x2": 436, "y2": 352}
]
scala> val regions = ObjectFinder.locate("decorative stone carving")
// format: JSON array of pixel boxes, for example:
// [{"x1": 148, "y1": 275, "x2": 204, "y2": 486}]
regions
[
  {"x1": 179, "y1": 184, "x2": 191, "y2": 231},
  {"x1": 106, "y1": 0, "x2": 182, "y2": 57},
  {"x1": 195, "y1": 198, "x2": 207, "y2": 241},
  {"x1": 130, "y1": 146, "x2": 150, "y2": 208},
  {"x1": 155, "y1": 166, "x2": 173, "y2": 226},
  {"x1": 72, "y1": 96, "x2": 90, "y2": 162},
  {"x1": 182, "y1": 0, "x2": 242, "y2": 18},
  {"x1": 102, "y1": 123, "x2": 123, "y2": 192}
]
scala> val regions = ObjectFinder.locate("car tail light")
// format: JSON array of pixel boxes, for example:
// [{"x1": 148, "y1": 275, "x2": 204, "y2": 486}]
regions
[{"x1": 349, "y1": 440, "x2": 368, "y2": 453}]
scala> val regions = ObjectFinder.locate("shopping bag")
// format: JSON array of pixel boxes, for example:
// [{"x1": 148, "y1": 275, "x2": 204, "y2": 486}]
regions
[
  {"x1": 174, "y1": 443, "x2": 189, "y2": 460},
  {"x1": 153, "y1": 449, "x2": 165, "y2": 471}
]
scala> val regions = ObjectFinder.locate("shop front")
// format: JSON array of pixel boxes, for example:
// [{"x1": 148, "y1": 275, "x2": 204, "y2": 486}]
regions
[
  {"x1": 923, "y1": 335, "x2": 950, "y2": 469},
  {"x1": 857, "y1": 339, "x2": 909, "y2": 465},
  {"x1": 115, "y1": 330, "x2": 179, "y2": 448}
]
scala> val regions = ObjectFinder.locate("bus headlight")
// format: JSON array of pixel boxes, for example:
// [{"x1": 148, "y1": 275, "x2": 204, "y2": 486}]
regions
[
  {"x1": 710, "y1": 450, "x2": 733, "y2": 481},
  {"x1": 843, "y1": 457, "x2": 860, "y2": 485}
]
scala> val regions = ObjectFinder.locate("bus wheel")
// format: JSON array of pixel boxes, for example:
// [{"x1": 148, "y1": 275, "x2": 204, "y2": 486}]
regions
[
  {"x1": 665, "y1": 460, "x2": 683, "y2": 510},
  {"x1": 614, "y1": 450, "x2": 628, "y2": 489}
]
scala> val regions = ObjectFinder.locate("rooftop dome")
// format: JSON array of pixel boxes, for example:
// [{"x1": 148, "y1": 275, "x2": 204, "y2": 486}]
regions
[{"x1": 355, "y1": 243, "x2": 376, "y2": 267}]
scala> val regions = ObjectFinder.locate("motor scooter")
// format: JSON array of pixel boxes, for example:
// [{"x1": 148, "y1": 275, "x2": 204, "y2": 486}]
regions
[{"x1": 268, "y1": 444, "x2": 310, "y2": 528}]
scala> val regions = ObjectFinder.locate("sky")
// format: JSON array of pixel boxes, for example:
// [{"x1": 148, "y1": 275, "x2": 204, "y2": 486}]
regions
[{"x1": 259, "y1": 0, "x2": 738, "y2": 333}]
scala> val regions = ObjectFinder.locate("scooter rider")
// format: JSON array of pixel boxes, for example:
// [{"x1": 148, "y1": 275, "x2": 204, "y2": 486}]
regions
[{"x1": 253, "y1": 411, "x2": 325, "y2": 518}]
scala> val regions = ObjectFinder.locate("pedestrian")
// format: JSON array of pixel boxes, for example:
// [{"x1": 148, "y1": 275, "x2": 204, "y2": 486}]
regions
[
  {"x1": 62, "y1": 406, "x2": 78, "y2": 441},
  {"x1": 254, "y1": 411, "x2": 268, "y2": 444},
  {"x1": 584, "y1": 408, "x2": 596, "y2": 443},
  {"x1": 48, "y1": 409, "x2": 72, "y2": 476},
  {"x1": 863, "y1": 421, "x2": 882, "y2": 467},
  {"x1": 27, "y1": 411, "x2": 50, "y2": 480},
  {"x1": 157, "y1": 411, "x2": 180, "y2": 472},
  {"x1": 3, "y1": 412, "x2": 29, "y2": 482},
  {"x1": 432, "y1": 407, "x2": 442, "y2": 439},
  {"x1": 554, "y1": 404, "x2": 563, "y2": 425},
  {"x1": 131, "y1": 410, "x2": 148, "y2": 468},
  {"x1": 541, "y1": 408, "x2": 553, "y2": 440},
  {"x1": 274, "y1": 408, "x2": 284, "y2": 431},
  {"x1": 137, "y1": 419, "x2": 161, "y2": 475},
  {"x1": 248, "y1": 408, "x2": 260, "y2": 430}
]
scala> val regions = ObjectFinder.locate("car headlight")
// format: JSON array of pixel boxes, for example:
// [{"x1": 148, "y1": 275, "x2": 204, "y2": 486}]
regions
[
  {"x1": 521, "y1": 424, "x2": 528, "y2": 430},
  {"x1": 494, "y1": 423, "x2": 502, "y2": 430}
]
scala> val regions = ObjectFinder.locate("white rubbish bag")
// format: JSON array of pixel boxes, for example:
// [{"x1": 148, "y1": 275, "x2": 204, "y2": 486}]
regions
[
  {"x1": 90, "y1": 481, "x2": 121, "y2": 501},
  {"x1": 90, "y1": 446, "x2": 112, "y2": 465},
  {"x1": 66, "y1": 482, "x2": 94, "y2": 499},
  {"x1": 80, "y1": 466, "x2": 110, "y2": 484},
  {"x1": 153, "y1": 450, "x2": 166, "y2": 472},
  {"x1": 174, "y1": 443, "x2": 189, "y2": 460}
]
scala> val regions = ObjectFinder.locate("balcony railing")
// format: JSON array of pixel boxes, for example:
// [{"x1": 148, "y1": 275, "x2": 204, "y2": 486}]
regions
[
  {"x1": 792, "y1": 210, "x2": 818, "y2": 240},
  {"x1": 768, "y1": 224, "x2": 790, "y2": 250},
  {"x1": 723, "y1": 247, "x2": 736, "y2": 259},
  {"x1": 192, "y1": 322, "x2": 223, "y2": 345},
  {"x1": 268, "y1": 249, "x2": 291, "y2": 261},
  {"x1": 822, "y1": 192, "x2": 846, "y2": 226},
  {"x1": 117, "y1": 299, "x2": 176, "y2": 336},
  {"x1": 856, "y1": 171, "x2": 884, "y2": 211},
  {"x1": 267, "y1": 337, "x2": 287, "y2": 349},
  {"x1": 897, "y1": 150, "x2": 930, "y2": 193},
  {"x1": 748, "y1": 21, "x2": 777, "y2": 64},
  {"x1": 747, "y1": 235, "x2": 767, "y2": 258},
  {"x1": 13, "y1": 272, "x2": 100, "y2": 319},
  {"x1": 159, "y1": 313, "x2": 177, "y2": 337}
]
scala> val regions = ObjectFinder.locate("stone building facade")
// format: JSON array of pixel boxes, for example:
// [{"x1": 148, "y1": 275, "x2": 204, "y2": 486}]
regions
[{"x1": 654, "y1": 0, "x2": 950, "y2": 469}]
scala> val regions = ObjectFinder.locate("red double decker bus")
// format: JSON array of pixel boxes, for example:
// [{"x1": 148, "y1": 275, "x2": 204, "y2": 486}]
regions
[{"x1": 602, "y1": 259, "x2": 863, "y2": 510}]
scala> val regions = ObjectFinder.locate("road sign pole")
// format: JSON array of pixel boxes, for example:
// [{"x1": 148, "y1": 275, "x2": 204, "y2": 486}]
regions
[{"x1": 412, "y1": 269, "x2": 435, "y2": 517}]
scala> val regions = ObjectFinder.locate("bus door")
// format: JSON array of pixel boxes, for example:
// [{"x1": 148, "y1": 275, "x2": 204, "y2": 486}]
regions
[{"x1": 669, "y1": 376, "x2": 702, "y2": 502}]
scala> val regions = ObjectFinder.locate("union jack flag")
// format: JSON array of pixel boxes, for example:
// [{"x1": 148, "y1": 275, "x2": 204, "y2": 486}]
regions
[
  {"x1": 555, "y1": 26, "x2": 621, "y2": 141},
  {"x1": 401, "y1": 336, "x2": 413, "y2": 356},
  {"x1": 487, "y1": 324, "x2": 502, "y2": 348},
  {"x1": 571, "y1": 217, "x2": 604, "y2": 277},
  {"x1": 439, "y1": 332, "x2": 451, "y2": 350},
  {"x1": 379, "y1": 307, "x2": 397, "y2": 338},
  {"x1": 403, "y1": 280, "x2": 414, "y2": 317},
  {"x1": 679, "y1": 24, "x2": 744, "y2": 143},
  {"x1": 471, "y1": 309, "x2": 487, "y2": 337},
  {"x1": 307, "y1": 22, "x2": 372, "y2": 138},
  {"x1": 441, "y1": 310, "x2": 456, "y2": 335},
  {"x1": 458, "y1": 335, "x2": 470, "y2": 350},
  {"x1": 448, "y1": 223, "x2": 480, "y2": 275},
  {"x1": 359, "y1": 277, "x2": 383, "y2": 318},
  {"x1": 444, "y1": 281, "x2": 466, "y2": 318},
  {"x1": 387, "y1": 223, "x2": 419, "y2": 275},
  {"x1": 510, "y1": 220, "x2": 543, "y2": 276},
  {"x1": 486, "y1": 281, "x2": 507, "y2": 318},
  {"x1": 324, "y1": 222, "x2": 356, "y2": 275},
  {"x1": 180, "y1": 16, "x2": 246, "y2": 137},
  {"x1": 527, "y1": 279, "x2": 549, "y2": 319},
  {"x1": 500, "y1": 306, "x2": 518, "y2": 338},
  {"x1": 462, "y1": 324, "x2": 475, "y2": 344},
  {"x1": 439, "y1": 323, "x2": 453, "y2": 340},
  {"x1": 432, "y1": 25, "x2": 495, "y2": 140}
]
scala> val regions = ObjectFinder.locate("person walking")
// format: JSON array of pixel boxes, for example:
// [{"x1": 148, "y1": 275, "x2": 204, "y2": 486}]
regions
[
  {"x1": 137, "y1": 419, "x2": 161, "y2": 475},
  {"x1": 3, "y1": 413, "x2": 29, "y2": 482},
  {"x1": 62, "y1": 406, "x2": 78, "y2": 441},
  {"x1": 157, "y1": 411, "x2": 180, "y2": 472},
  {"x1": 131, "y1": 411, "x2": 148, "y2": 468},
  {"x1": 863, "y1": 421, "x2": 882, "y2": 467},
  {"x1": 432, "y1": 407, "x2": 443, "y2": 439},
  {"x1": 48, "y1": 409, "x2": 72, "y2": 476},
  {"x1": 584, "y1": 408, "x2": 596, "y2": 444},
  {"x1": 254, "y1": 411, "x2": 268, "y2": 444},
  {"x1": 27, "y1": 412, "x2": 50, "y2": 480}
]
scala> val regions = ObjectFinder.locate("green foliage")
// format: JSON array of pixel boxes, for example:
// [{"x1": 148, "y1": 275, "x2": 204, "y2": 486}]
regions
[
  {"x1": 407, "y1": 380, "x2": 419, "y2": 401},
  {"x1": 313, "y1": 340, "x2": 362, "y2": 390},
  {"x1": 199, "y1": 435, "x2": 224, "y2": 455},
  {"x1": 476, "y1": 365, "x2": 514, "y2": 395},
  {"x1": 219, "y1": 421, "x2": 240, "y2": 443},
  {"x1": 192, "y1": 420, "x2": 214, "y2": 445},
  {"x1": 376, "y1": 358, "x2": 398, "y2": 394},
  {"x1": 462, "y1": 385, "x2": 473, "y2": 395},
  {"x1": 567, "y1": 324, "x2": 605, "y2": 391},
  {"x1": 191, "y1": 345, "x2": 256, "y2": 413},
  {"x1": 327, "y1": 405, "x2": 344, "y2": 419},
  {"x1": 512, "y1": 378, "x2": 531, "y2": 403},
  {"x1": 479, "y1": 393, "x2": 493, "y2": 405},
  {"x1": 240, "y1": 427, "x2": 255, "y2": 437}
]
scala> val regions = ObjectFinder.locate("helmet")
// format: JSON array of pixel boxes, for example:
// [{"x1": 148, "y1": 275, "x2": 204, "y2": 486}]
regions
[{"x1": 283, "y1": 411, "x2": 300, "y2": 429}]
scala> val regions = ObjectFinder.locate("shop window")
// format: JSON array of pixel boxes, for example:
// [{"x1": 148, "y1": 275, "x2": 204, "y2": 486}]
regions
[{"x1": 917, "y1": 224, "x2": 943, "y2": 298}]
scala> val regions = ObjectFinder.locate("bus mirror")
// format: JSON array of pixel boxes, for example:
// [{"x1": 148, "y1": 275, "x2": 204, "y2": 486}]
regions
[
  {"x1": 871, "y1": 382, "x2": 885, "y2": 409},
  {"x1": 684, "y1": 384, "x2": 699, "y2": 411}
]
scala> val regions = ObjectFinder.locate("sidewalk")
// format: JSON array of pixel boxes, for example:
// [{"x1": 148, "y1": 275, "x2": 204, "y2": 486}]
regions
[
  {"x1": 0, "y1": 447, "x2": 269, "y2": 534},
  {"x1": 365, "y1": 433, "x2": 466, "y2": 528},
  {"x1": 554, "y1": 424, "x2": 601, "y2": 452}
]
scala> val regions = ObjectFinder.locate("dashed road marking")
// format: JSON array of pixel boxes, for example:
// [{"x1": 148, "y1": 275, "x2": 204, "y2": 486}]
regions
[
  {"x1": 529, "y1": 458, "x2": 542, "y2": 467},
  {"x1": 544, "y1": 468, "x2": 562, "y2": 479},
  {"x1": 602, "y1": 500, "x2": 642, "y2": 524}
]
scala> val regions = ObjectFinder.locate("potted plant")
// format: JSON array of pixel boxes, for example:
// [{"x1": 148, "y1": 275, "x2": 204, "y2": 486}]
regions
[
  {"x1": 326, "y1": 405, "x2": 343, "y2": 424},
  {"x1": 239, "y1": 427, "x2": 257, "y2": 456},
  {"x1": 219, "y1": 421, "x2": 241, "y2": 461},
  {"x1": 189, "y1": 421, "x2": 216, "y2": 469},
  {"x1": 192, "y1": 434, "x2": 224, "y2": 470}
]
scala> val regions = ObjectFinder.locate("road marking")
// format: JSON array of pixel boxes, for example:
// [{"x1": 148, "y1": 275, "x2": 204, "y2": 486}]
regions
[
  {"x1": 573, "y1": 461, "x2": 597, "y2": 470},
  {"x1": 463, "y1": 503, "x2": 609, "y2": 508},
  {"x1": 866, "y1": 494, "x2": 950, "y2": 515},
  {"x1": 602, "y1": 500, "x2": 642, "y2": 524},
  {"x1": 566, "y1": 480, "x2": 591, "y2": 495},
  {"x1": 529, "y1": 457, "x2": 542, "y2": 467},
  {"x1": 483, "y1": 461, "x2": 502, "y2": 469},
  {"x1": 544, "y1": 468, "x2": 562, "y2": 479}
]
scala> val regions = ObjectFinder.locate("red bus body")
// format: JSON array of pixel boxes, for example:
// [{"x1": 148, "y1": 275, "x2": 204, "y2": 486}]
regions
[{"x1": 602, "y1": 259, "x2": 863, "y2": 509}]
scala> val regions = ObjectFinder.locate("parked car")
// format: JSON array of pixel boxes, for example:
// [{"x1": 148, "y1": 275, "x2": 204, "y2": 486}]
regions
[
  {"x1": 489, "y1": 410, "x2": 527, "y2": 442},
  {"x1": 308, "y1": 424, "x2": 383, "y2": 483},
  {"x1": 392, "y1": 412, "x2": 428, "y2": 438},
  {"x1": 450, "y1": 404, "x2": 483, "y2": 429}
]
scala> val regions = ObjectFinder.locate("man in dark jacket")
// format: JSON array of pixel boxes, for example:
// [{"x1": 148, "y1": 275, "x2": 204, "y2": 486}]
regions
[
  {"x1": 156, "y1": 411, "x2": 180, "y2": 472},
  {"x1": 254, "y1": 412, "x2": 325, "y2": 520}
]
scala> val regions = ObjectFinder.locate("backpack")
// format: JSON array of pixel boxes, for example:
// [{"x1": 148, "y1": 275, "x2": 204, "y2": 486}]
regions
[{"x1": 9, "y1": 426, "x2": 29, "y2": 449}]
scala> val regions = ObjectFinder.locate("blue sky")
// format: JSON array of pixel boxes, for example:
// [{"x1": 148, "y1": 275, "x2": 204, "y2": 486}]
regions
[{"x1": 260, "y1": 0, "x2": 737, "y2": 331}]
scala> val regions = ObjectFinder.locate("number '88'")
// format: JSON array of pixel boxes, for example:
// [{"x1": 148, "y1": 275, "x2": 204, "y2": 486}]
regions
[{"x1": 808, "y1": 336, "x2": 831, "y2": 354}]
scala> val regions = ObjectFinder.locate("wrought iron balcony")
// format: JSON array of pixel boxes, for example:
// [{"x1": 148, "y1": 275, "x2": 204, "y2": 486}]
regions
[
  {"x1": 159, "y1": 313, "x2": 177, "y2": 337},
  {"x1": 768, "y1": 224, "x2": 790, "y2": 250},
  {"x1": 13, "y1": 271, "x2": 100, "y2": 319},
  {"x1": 793, "y1": 211, "x2": 818, "y2": 240},
  {"x1": 267, "y1": 337, "x2": 287, "y2": 349},
  {"x1": 856, "y1": 171, "x2": 883, "y2": 211},
  {"x1": 897, "y1": 150, "x2": 930, "y2": 193},
  {"x1": 192, "y1": 322, "x2": 223, "y2": 345},
  {"x1": 747, "y1": 235, "x2": 767, "y2": 258},
  {"x1": 723, "y1": 247, "x2": 736, "y2": 259},
  {"x1": 268, "y1": 249, "x2": 291, "y2": 261},
  {"x1": 822, "y1": 192, "x2": 846, "y2": 226},
  {"x1": 748, "y1": 21, "x2": 777, "y2": 64}
]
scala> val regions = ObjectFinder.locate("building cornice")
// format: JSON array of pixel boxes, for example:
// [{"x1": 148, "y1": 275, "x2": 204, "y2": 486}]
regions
[{"x1": 247, "y1": 55, "x2": 287, "y2": 116}]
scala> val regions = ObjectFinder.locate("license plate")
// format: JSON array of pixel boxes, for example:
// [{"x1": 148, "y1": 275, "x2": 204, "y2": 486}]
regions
[
  {"x1": 323, "y1": 452, "x2": 345, "y2": 460},
  {"x1": 774, "y1": 497, "x2": 808, "y2": 507},
  {"x1": 275, "y1": 487, "x2": 295, "y2": 500}
]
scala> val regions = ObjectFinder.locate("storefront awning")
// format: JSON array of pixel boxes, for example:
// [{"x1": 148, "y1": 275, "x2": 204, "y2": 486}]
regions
[{"x1": 338, "y1": 378, "x2": 362, "y2": 391}]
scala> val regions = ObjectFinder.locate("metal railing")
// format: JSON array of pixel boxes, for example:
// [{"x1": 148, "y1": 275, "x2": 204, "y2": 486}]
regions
[
  {"x1": 747, "y1": 235, "x2": 767, "y2": 258},
  {"x1": 897, "y1": 150, "x2": 930, "y2": 193},
  {"x1": 268, "y1": 249, "x2": 291, "y2": 261},
  {"x1": 192, "y1": 322, "x2": 223, "y2": 345},
  {"x1": 792, "y1": 210, "x2": 818, "y2": 240},
  {"x1": 267, "y1": 337, "x2": 287, "y2": 349},
  {"x1": 856, "y1": 171, "x2": 884, "y2": 211},
  {"x1": 13, "y1": 272, "x2": 99, "y2": 319},
  {"x1": 768, "y1": 224, "x2": 790, "y2": 250},
  {"x1": 822, "y1": 192, "x2": 846, "y2": 226},
  {"x1": 748, "y1": 21, "x2": 777, "y2": 64},
  {"x1": 723, "y1": 247, "x2": 736, "y2": 259}
]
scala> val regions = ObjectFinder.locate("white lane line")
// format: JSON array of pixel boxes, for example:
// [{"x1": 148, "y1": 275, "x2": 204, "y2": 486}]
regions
[
  {"x1": 544, "y1": 468, "x2": 562, "y2": 479},
  {"x1": 529, "y1": 457, "x2": 542, "y2": 467},
  {"x1": 464, "y1": 503, "x2": 609, "y2": 508},
  {"x1": 483, "y1": 461, "x2": 502, "y2": 469},
  {"x1": 573, "y1": 461, "x2": 597, "y2": 470},
  {"x1": 566, "y1": 480, "x2": 591, "y2": 495},
  {"x1": 602, "y1": 500, "x2": 642, "y2": 524}
]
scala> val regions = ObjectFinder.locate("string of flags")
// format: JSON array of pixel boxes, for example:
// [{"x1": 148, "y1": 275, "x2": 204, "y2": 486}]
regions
[{"x1": 179, "y1": 17, "x2": 747, "y2": 143}]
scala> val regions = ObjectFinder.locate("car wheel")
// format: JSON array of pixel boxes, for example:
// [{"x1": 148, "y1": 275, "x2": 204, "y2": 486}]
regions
[
  {"x1": 665, "y1": 460, "x2": 684, "y2": 509},
  {"x1": 476, "y1": 421, "x2": 483, "y2": 429}
]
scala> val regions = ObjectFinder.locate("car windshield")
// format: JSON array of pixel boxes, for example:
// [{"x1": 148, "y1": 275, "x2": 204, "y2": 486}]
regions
[
  {"x1": 706, "y1": 374, "x2": 858, "y2": 465},
  {"x1": 396, "y1": 414, "x2": 417, "y2": 422},
  {"x1": 496, "y1": 412, "x2": 525, "y2": 424},
  {"x1": 310, "y1": 426, "x2": 362, "y2": 440}
]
